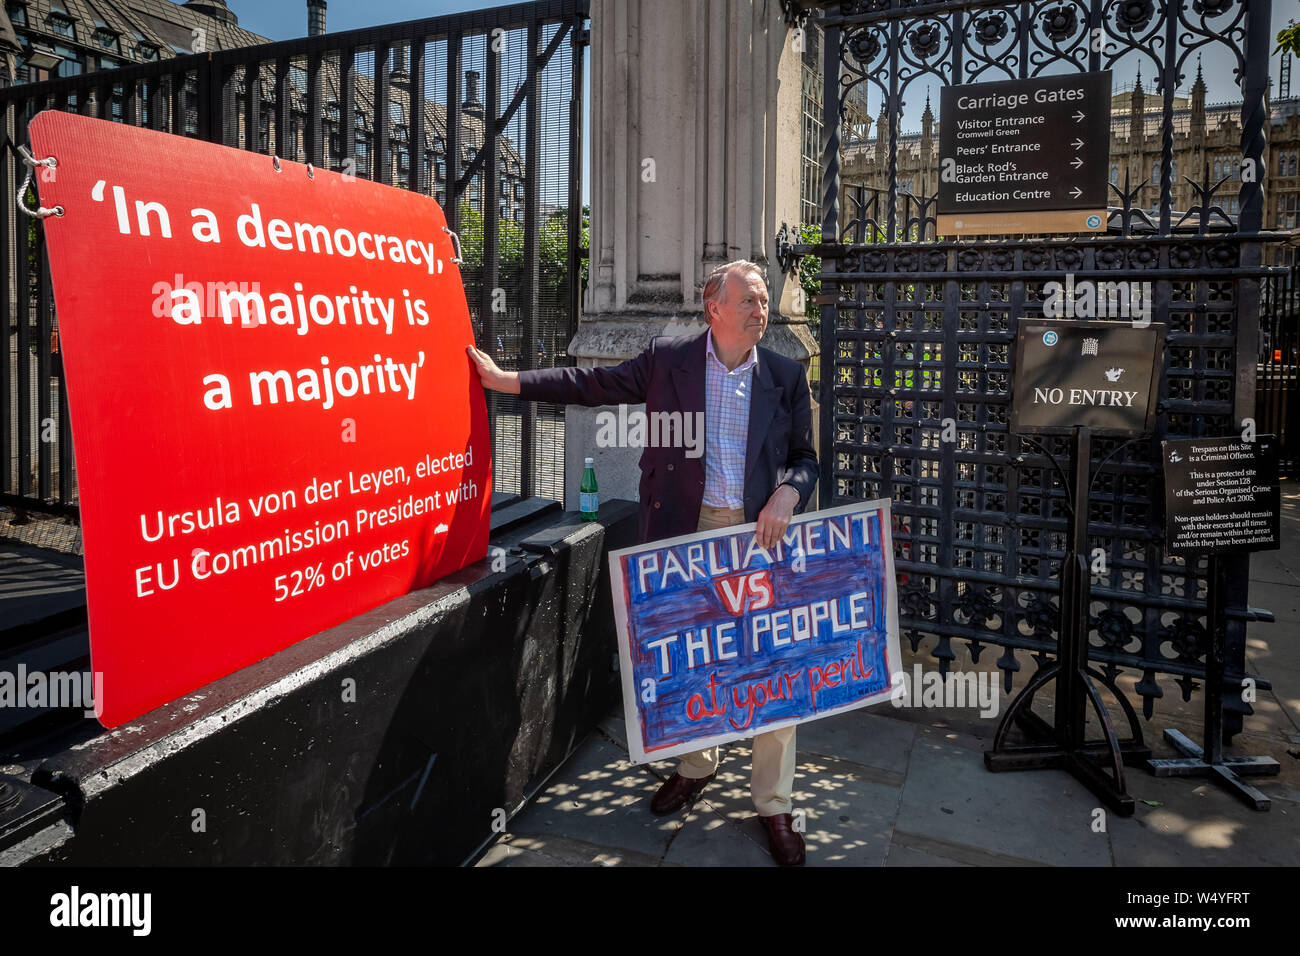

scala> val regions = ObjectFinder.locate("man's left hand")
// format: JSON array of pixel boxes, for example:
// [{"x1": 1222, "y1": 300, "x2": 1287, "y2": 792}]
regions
[{"x1": 755, "y1": 484, "x2": 800, "y2": 550}]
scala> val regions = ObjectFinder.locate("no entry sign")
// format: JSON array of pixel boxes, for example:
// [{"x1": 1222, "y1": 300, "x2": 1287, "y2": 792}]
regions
[
  {"x1": 1011, "y1": 320, "x2": 1165, "y2": 436},
  {"x1": 28, "y1": 111, "x2": 491, "y2": 727}
]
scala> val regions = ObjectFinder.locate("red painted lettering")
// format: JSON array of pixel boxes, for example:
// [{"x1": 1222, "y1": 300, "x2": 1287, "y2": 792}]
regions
[
  {"x1": 713, "y1": 570, "x2": 775, "y2": 615},
  {"x1": 716, "y1": 575, "x2": 747, "y2": 615},
  {"x1": 687, "y1": 693, "x2": 708, "y2": 721}
]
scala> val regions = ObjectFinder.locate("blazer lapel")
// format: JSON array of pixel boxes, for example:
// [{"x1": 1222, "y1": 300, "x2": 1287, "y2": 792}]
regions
[
  {"x1": 671, "y1": 330, "x2": 707, "y2": 416},
  {"x1": 745, "y1": 349, "x2": 781, "y2": 485}
]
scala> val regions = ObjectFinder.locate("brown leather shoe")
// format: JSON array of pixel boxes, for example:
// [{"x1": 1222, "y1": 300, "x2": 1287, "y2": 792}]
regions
[
  {"x1": 649, "y1": 772, "x2": 715, "y2": 815},
  {"x1": 759, "y1": 813, "x2": 806, "y2": 866}
]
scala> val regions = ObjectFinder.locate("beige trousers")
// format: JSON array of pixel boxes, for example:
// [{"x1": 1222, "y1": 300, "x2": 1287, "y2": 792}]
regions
[{"x1": 675, "y1": 504, "x2": 797, "y2": 817}]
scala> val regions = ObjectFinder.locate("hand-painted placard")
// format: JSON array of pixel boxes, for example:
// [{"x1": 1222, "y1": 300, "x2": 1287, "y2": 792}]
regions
[
  {"x1": 28, "y1": 111, "x2": 491, "y2": 727},
  {"x1": 609, "y1": 501, "x2": 901, "y2": 764}
]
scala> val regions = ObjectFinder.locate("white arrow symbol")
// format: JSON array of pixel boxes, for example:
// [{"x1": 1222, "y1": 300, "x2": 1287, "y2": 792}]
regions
[
  {"x1": 1073, "y1": 110, "x2": 1085, "y2": 122},
  {"x1": 1070, "y1": 187, "x2": 1083, "y2": 198},
  {"x1": 1072, "y1": 138, "x2": 1085, "y2": 150},
  {"x1": 1071, "y1": 157, "x2": 1084, "y2": 169}
]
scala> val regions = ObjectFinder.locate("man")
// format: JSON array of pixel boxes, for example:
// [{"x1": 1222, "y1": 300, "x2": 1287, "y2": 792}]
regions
[{"x1": 467, "y1": 260, "x2": 818, "y2": 866}]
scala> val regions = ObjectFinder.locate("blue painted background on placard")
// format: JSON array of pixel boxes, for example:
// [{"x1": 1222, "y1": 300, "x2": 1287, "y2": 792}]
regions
[{"x1": 618, "y1": 507, "x2": 893, "y2": 754}]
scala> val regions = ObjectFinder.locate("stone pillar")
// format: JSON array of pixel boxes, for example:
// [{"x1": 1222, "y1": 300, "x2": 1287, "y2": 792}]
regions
[{"x1": 567, "y1": 0, "x2": 815, "y2": 509}]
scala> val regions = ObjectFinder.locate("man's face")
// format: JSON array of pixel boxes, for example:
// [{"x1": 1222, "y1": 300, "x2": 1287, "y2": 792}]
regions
[{"x1": 709, "y1": 270, "x2": 769, "y2": 353}]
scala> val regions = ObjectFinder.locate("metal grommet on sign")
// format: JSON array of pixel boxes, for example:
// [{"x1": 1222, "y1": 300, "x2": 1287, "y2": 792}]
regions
[
  {"x1": 15, "y1": 145, "x2": 62, "y2": 219},
  {"x1": 442, "y1": 225, "x2": 463, "y2": 265}
]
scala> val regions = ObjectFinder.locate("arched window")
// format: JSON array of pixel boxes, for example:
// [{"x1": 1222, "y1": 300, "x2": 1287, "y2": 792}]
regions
[{"x1": 1151, "y1": 161, "x2": 1159, "y2": 185}]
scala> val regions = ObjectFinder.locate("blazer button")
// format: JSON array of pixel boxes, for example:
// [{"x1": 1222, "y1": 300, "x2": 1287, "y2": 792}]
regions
[
  {"x1": 667, "y1": 463, "x2": 674, "y2": 471},
  {"x1": 653, "y1": 501, "x2": 661, "y2": 509}
]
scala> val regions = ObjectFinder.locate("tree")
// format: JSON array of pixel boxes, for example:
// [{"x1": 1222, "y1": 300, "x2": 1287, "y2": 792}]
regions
[
  {"x1": 1278, "y1": 20, "x2": 1300, "y2": 58},
  {"x1": 797, "y1": 222, "x2": 822, "y2": 337},
  {"x1": 456, "y1": 200, "x2": 587, "y2": 299}
]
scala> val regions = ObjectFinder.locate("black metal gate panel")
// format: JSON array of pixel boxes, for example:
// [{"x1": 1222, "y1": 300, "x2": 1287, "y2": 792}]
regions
[{"x1": 801, "y1": 0, "x2": 1282, "y2": 734}]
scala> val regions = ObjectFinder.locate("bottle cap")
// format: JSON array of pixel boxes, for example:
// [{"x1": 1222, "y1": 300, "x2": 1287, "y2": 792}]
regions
[{"x1": 585, "y1": 457, "x2": 594, "y2": 465}]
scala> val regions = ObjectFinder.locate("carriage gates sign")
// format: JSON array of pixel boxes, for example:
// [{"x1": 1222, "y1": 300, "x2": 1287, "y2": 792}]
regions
[{"x1": 938, "y1": 71, "x2": 1111, "y2": 236}]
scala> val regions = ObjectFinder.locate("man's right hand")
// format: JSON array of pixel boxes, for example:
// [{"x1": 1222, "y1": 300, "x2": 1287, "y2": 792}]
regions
[{"x1": 467, "y1": 345, "x2": 522, "y2": 394}]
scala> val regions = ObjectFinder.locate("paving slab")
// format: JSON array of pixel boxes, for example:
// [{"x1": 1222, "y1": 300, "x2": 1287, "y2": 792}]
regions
[
  {"x1": 653, "y1": 742, "x2": 773, "y2": 866},
  {"x1": 664, "y1": 806, "x2": 776, "y2": 867},
  {"x1": 794, "y1": 707, "x2": 917, "y2": 775},
  {"x1": 477, "y1": 832, "x2": 670, "y2": 867},
  {"x1": 1245, "y1": 551, "x2": 1300, "y2": 588},
  {"x1": 885, "y1": 843, "x2": 973, "y2": 866},
  {"x1": 887, "y1": 830, "x2": 1046, "y2": 866},
  {"x1": 506, "y1": 730, "x2": 683, "y2": 860},
  {"x1": 791, "y1": 755, "x2": 900, "y2": 867},
  {"x1": 1107, "y1": 773, "x2": 1300, "y2": 867},
  {"x1": 659, "y1": 741, "x2": 903, "y2": 867},
  {"x1": 894, "y1": 730, "x2": 1114, "y2": 866}
]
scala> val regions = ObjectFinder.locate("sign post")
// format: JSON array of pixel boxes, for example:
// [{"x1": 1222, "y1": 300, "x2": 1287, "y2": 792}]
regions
[
  {"x1": 937, "y1": 72, "x2": 1111, "y2": 236},
  {"x1": 986, "y1": 320, "x2": 1165, "y2": 816},
  {"x1": 1149, "y1": 437, "x2": 1282, "y2": 809}
]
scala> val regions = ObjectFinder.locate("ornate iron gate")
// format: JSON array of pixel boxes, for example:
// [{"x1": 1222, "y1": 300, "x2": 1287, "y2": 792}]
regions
[{"x1": 790, "y1": 0, "x2": 1283, "y2": 738}]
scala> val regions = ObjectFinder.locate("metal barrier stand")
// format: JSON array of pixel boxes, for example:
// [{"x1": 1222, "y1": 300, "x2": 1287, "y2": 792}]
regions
[
  {"x1": 1148, "y1": 554, "x2": 1280, "y2": 810},
  {"x1": 985, "y1": 425, "x2": 1152, "y2": 817}
]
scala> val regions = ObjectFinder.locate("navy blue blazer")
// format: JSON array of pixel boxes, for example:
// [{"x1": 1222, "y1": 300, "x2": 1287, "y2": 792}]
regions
[{"x1": 518, "y1": 330, "x2": 818, "y2": 544}]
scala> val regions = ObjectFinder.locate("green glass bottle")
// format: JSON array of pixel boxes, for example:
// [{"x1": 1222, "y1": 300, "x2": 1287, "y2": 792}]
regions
[{"x1": 580, "y1": 457, "x2": 599, "y2": 521}]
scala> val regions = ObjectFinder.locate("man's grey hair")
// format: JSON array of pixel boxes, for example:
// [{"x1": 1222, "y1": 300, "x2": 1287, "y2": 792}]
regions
[{"x1": 701, "y1": 260, "x2": 766, "y2": 319}]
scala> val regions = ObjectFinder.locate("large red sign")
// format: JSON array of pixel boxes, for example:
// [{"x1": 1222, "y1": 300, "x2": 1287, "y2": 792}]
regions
[{"x1": 28, "y1": 111, "x2": 491, "y2": 727}]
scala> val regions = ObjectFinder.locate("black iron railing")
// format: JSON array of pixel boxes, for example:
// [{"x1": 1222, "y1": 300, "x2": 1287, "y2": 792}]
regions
[
  {"x1": 1, "y1": 0, "x2": 588, "y2": 532},
  {"x1": 1259, "y1": 257, "x2": 1300, "y2": 475}
]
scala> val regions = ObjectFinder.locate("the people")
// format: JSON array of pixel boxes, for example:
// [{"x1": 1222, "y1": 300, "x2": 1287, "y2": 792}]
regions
[{"x1": 467, "y1": 259, "x2": 818, "y2": 866}]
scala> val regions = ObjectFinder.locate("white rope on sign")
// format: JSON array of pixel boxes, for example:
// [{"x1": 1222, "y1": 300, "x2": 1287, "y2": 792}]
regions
[{"x1": 16, "y1": 145, "x2": 63, "y2": 219}]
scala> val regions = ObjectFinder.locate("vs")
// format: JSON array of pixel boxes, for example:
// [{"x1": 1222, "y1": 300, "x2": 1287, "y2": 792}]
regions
[{"x1": 714, "y1": 570, "x2": 774, "y2": 615}]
